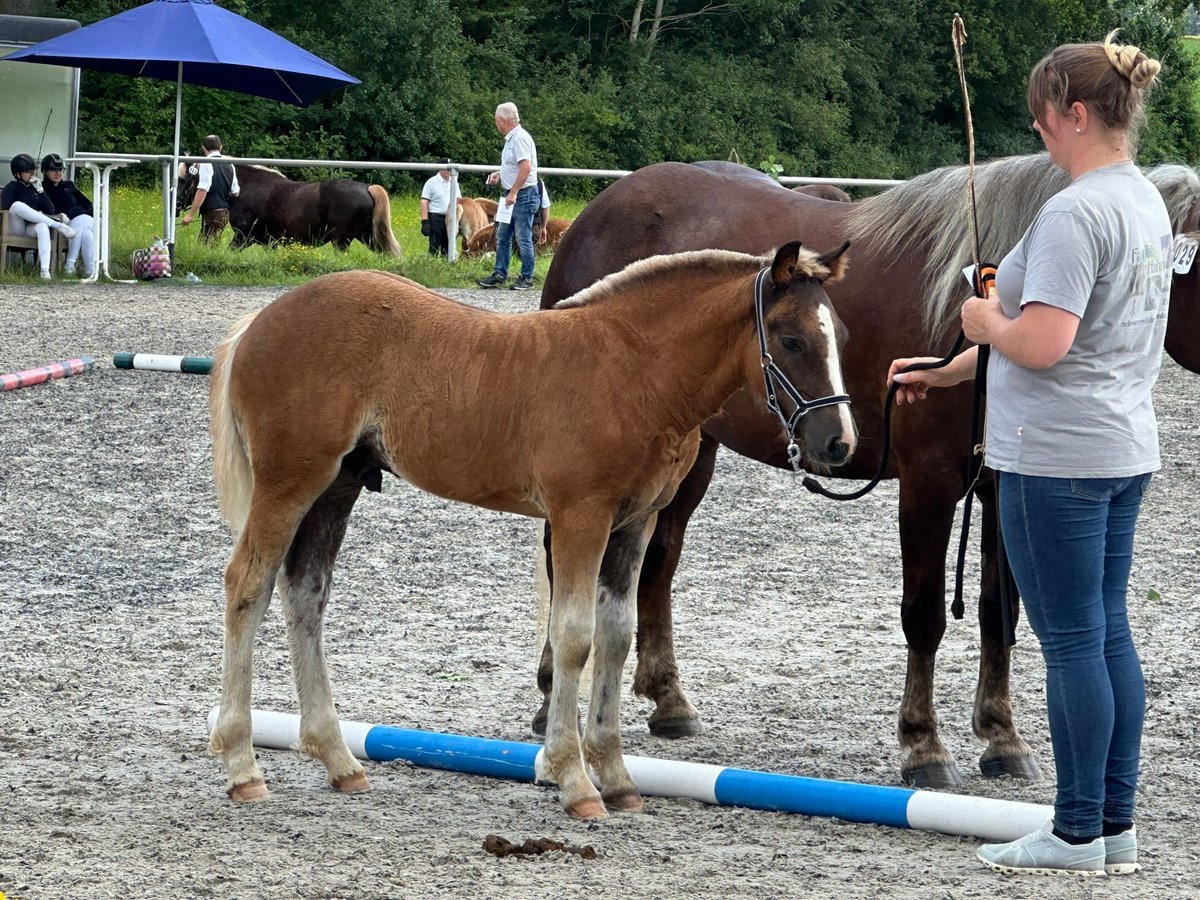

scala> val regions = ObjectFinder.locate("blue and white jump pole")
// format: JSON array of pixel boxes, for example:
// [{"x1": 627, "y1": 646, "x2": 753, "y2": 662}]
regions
[{"x1": 211, "y1": 708, "x2": 1051, "y2": 842}]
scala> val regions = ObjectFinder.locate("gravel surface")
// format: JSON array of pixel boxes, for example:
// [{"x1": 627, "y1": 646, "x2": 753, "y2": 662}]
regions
[{"x1": 1, "y1": 278, "x2": 1197, "y2": 899}]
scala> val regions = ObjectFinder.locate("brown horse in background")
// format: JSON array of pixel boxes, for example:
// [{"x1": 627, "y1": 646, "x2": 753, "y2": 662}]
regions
[
  {"x1": 463, "y1": 217, "x2": 571, "y2": 257},
  {"x1": 206, "y1": 243, "x2": 855, "y2": 818},
  {"x1": 793, "y1": 184, "x2": 853, "y2": 202},
  {"x1": 536, "y1": 155, "x2": 1200, "y2": 789},
  {"x1": 453, "y1": 196, "x2": 496, "y2": 242},
  {"x1": 177, "y1": 164, "x2": 401, "y2": 255}
]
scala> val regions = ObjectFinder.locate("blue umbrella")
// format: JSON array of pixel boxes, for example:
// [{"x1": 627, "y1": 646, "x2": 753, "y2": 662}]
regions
[{"x1": 6, "y1": 0, "x2": 359, "y2": 247}]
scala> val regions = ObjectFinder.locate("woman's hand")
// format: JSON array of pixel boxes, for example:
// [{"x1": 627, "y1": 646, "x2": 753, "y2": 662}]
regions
[
  {"x1": 961, "y1": 291, "x2": 1004, "y2": 344},
  {"x1": 887, "y1": 346, "x2": 978, "y2": 404}
]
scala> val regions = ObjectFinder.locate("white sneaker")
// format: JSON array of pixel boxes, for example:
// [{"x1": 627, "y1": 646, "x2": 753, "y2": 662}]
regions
[
  {"x1": 1104, "y1": 826, "x2": 1140, "y2": 875},
  {"x1": 39, "y1": 270, "x2": 52, "y2": 281},
  {"x1": 57, "y1": 224, "x2": 78, "y2": 240},
  {"x1": 977, "y1": 826, "x2": 1106, "y2": 877},
  {"x1": 64, "y1": 260, "x2": 77, "y2": 276}
]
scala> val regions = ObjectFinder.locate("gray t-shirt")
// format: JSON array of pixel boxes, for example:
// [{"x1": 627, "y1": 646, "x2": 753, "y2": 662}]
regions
[{"x1": 987, "y1": 162, "x2": 1172, "y2": 478}]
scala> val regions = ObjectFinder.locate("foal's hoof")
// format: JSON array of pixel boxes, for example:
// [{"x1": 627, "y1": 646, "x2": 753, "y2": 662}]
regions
[
  {"x1": 332, "y1": 771, "x2": 371, "y2": 794},
  {"x1": 567, "y1": 796, "x2": 609, "y2": 820},
  {"x1": 980, "y1": 754, "x2": 1043, "y2": 782},
  {"x1": 901, "y1": 761, "x2": 963, "y2": 791},
  {"x1": 228, "y1": 779, "x2": 270, "y2": 803},
  {"x1": 603, "y1": 790, "x2": 645, "y2": 813},
  {"x1": 648, "y1": 713, "x2": 702, "y2": 739}
]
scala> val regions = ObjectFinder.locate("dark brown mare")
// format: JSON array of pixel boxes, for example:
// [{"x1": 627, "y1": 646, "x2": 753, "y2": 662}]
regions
[
  {"x1": 207, "y1": 243, "x2": 855, "y2": 818},
  {"x1": 176, "y1": 164, "x2": 401, "y2": 255},
  {"x1": 536, "y1": 154, "x2": 1200, "y2": 789}
]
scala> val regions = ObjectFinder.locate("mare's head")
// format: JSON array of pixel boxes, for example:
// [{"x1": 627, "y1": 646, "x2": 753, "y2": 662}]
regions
[{"x1": 755, "y1": 240, "x2": 857, "y2": 467}]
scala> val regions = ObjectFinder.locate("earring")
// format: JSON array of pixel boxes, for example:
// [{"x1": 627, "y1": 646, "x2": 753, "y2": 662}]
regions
[{"x1": 1075, "y1": 127, "x2": 1082, "y2": 134}]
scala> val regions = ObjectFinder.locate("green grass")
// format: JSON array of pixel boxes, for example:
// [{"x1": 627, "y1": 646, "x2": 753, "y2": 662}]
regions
[{"x1": 2, "y1": 182, "x2": 586, "y2": 289}]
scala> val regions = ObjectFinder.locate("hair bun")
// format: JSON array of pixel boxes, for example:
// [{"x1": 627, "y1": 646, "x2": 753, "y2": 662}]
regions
[{"x1": 1103, "y1": 30, "x2": 1161, "y2": 89}]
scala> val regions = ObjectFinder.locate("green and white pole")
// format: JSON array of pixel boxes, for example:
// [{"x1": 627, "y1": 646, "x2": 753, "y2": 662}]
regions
[{"x1": 113, "y1": 352, "x2": 213, "y2": 375}]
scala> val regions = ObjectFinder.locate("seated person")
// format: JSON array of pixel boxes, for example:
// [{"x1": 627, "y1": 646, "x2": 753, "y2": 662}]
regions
[
  {"x1": 2, "y1": 154, "x2": 77, "y2": 279},
  {"x1": 40, "y1": 154, "x2": 96, "y2": 278}
]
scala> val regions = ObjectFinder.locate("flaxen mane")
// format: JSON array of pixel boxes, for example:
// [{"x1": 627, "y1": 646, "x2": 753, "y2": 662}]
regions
[
  {"x1": 554, "y1": 247, "x2": 838, "y2": 309},
  {"x1": 849, "y1": 153, "x2": 1200, "y2": 339}
]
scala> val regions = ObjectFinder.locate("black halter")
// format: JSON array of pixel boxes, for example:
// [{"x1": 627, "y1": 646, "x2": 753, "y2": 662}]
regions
[{"x1": 754, "y1": 267, "x2": 851, "y2": 472}]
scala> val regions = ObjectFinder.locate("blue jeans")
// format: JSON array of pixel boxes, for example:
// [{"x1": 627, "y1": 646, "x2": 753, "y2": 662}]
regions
[
  {"x1": 492, "y1": 185, "x2": 538, "y2": 279},
  {"x1": 998, "y1": 471, "x2": 1151, "y2": 838}
]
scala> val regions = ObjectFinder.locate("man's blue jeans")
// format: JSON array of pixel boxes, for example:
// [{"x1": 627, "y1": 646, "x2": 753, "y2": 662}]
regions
[
  {"x1": 998, "y1": 471, "x2": 1151, "y2": 838},
  {"x1": 493, "y1": 185, "x2": 538, "y2": 280}
]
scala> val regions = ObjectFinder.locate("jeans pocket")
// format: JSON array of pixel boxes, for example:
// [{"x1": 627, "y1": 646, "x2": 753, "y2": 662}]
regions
[{"x1": 1070, "y1": 478, "x2": 1117, "y2": 502}]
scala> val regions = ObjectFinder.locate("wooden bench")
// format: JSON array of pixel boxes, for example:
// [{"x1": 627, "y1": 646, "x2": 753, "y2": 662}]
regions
[{"x1": 1, "y1": 209, "x2": 67, "y2": 275}]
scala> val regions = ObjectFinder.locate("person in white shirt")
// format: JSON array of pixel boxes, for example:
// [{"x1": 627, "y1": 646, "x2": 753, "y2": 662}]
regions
[
  {"x1": 181, "y1": 135, "x2": 240, "y2": 244},
  {"x1": 419, "y1": 158, "x2": 462, "y2": 256}
]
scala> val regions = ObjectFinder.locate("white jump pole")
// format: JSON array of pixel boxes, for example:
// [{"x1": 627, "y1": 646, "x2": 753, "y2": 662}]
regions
[{"x1": 210, "y1": 708, "x2": 1051, "y2": 842}]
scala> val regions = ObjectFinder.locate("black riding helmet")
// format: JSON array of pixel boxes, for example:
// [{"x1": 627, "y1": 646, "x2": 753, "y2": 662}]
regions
[
  {"x1": 41, "y1": 153, "x2": 65, "y2": 172},
  {"x1": 10, "y1": 154, "x2": 36, "y2": 177}
]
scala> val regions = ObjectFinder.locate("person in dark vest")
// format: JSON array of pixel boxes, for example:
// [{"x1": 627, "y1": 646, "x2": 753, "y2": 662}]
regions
[{"x1": 180, "y1": 135, "x2": 240, "y2": 244}]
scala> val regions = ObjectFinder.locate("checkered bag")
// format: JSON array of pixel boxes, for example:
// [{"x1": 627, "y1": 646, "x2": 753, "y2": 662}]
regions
[{"x1": 131, "y1": 239, "x2": 172, "y2": 280}]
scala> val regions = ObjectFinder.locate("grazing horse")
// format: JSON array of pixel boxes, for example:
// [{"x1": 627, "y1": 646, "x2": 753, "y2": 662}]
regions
[
  {"x1": 463, "y1": 217, "x2": 571, "y2": 257},
  {"x1": 207, "y1": 242, "x2": 856, "y2": 818},
  {"x1": 454, "y1": 196, "x2": 496, "y2": 241},
  {"x1": 176, "y1": 164, "x2": 401, "y2": 256},
  {"x1": 536, "y1": 154, "x2": 1200, "y2": 789}
]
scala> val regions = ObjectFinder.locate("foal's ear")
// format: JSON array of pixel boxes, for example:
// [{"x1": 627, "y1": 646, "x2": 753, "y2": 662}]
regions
[
  {"x1": 769, "y1": 240, "x2": 806, "y2": 285},
  {"x1": 816, "y1": 240, "x2": 851, "y2": 284}
]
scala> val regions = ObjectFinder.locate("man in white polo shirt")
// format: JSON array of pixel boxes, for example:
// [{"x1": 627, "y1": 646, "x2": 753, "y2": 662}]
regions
[{"x1": 419, "y1": 158, "x2": 461, "y2": 257}]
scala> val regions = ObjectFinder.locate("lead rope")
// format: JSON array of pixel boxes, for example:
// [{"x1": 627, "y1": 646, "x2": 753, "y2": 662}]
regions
[{"x1": 951, "y1": 15, "x2": 1016, "y2": 644}]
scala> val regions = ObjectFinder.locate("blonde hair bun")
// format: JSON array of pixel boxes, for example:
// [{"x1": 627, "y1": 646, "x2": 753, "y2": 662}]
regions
[{"x1": 1104, "y1": 29, "x2": 1161, "y2": 89}]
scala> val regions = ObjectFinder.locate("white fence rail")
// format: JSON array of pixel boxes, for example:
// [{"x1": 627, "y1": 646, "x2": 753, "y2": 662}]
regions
[{"x1": 67, "y1": 152, "x2": 906, "y2": 276}]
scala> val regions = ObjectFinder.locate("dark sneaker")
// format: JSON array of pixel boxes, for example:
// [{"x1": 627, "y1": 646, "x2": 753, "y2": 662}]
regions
[
  {"x1": 1104, "y1": 827, "x2": 1140, "y2": 875},
  {"x1": 477, "y1": 272, "x2": 507, "y2": 288},
  {"x1": 509, "y1": 275, "x2": 535, "y2": 291},
  {"x1": 977, "y1": 826, "x2": 1106, "y2": 877}
]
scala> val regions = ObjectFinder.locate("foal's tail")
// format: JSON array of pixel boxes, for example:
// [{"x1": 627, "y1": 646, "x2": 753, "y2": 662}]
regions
[
  {"x1": 367, "y1": 184, "x2": 402, "y2": 257},
  {"x1": 209, "y1": 313, "x2": 259, "y2": 536}
]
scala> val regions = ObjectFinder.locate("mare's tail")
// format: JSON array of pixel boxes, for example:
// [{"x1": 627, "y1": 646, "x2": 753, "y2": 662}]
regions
[
  {"x1": 209, "y1": 314, "x2": 259, "y2": 536},
  {"x1": 367, "y1": 184, "x2": 402, "y2": 257}
]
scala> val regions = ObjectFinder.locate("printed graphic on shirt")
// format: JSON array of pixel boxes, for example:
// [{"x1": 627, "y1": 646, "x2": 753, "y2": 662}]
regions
[{"x1": 1125, "y1": 235, "x2": 1171, "y2": 326}]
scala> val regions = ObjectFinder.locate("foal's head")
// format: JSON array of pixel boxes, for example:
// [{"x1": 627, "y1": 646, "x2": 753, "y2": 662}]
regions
[{"x1": 756, "y1": 240, "x2": 857, "y2": 467}]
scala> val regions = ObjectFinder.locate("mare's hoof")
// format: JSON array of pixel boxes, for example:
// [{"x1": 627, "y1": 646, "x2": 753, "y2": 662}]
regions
[
  {"x1": 531, "y1": 707, "x2": 584, "y2": 739},
  {"x1": 901, "y1": 761, "x2": 963, "y2": 790},
  {"x1": 567, "y1": 796, "x2": 609, "y2": 820},
  {"x1": 648, "y1": 714, "x2": 702, "y2": 739},
  {"x1": 603, "y1": 790, "x2": 645, "y2": 813},
  {"x1": 332, "y1": 771, "x2": 371, "y2": 794},
  {"x1": 980, "y1": 754, "x2": 1043, "y2": 782},
  {"x1": 228, "y1": 779, "x2": 270, "y2": 803}
]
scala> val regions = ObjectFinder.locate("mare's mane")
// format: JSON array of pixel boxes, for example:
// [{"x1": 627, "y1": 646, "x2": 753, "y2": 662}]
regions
[
  {"x1": 553, "y1": 246, "x2": 831, "y2": 309},
  {"x1": 848, "y1": 153, "x2": 1200, "y2": 338}
]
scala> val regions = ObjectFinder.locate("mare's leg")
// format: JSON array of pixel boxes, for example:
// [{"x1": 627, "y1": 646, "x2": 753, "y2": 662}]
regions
[
  {"x1": 973, "y1": 476, "x2": 1041, "y2": 780},
  {"x1": 209, "y1": 486, "x2": 316, "y2": 801},
  {"x1": 543, "y1": 508, "x2": 611, "y2": 819},
  {"x1": 532, "y1": 434, "x2": 718, "y2": 738},
  {"x1": 634, "y1": 432, "x2": 719, "y2": 737},
  {"x1": 278, "y1": 472, "x2": 369, "y2": 793},
  {"x1": 585, "y1": 519, "x2": 656, "y2": 812},
  {"x1": 896, "y1": 471, "x2": 962, "y2": 789}
]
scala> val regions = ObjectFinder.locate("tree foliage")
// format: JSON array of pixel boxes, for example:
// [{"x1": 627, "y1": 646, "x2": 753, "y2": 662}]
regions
[{"x1": 49, "y1": 0, "x2": 1200, "y2": 194}]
